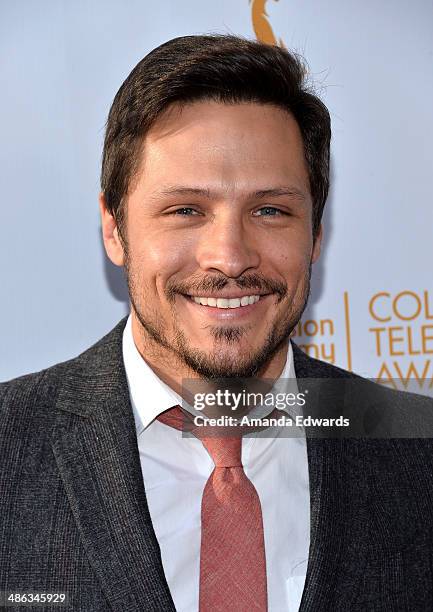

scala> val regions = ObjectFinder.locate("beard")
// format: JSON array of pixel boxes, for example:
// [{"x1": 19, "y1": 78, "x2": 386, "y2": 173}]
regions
[{"x1": 124, "y1": 252, "x2": 311, "y2": 381}]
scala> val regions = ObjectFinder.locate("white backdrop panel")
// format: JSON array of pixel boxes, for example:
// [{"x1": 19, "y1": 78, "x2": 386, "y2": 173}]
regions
[{"x1": 1, "y1": 0, "x2": 432, "y2": 393}]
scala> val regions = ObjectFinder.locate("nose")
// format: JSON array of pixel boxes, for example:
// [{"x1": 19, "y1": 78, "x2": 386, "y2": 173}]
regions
[{"x1": 195, "y1": 211, "x2": 261, "y2": 278}]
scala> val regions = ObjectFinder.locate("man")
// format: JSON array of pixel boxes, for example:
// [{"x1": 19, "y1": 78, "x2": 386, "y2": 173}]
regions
[{"x1": 1, "y1": 34, "x2": 433, "y2": 612}]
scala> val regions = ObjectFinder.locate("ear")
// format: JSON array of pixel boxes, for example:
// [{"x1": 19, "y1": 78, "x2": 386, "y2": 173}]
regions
[
  {"x1": 99, "y1": 192, "x2": 125, "y2": 266},
  {"x1": 311, "y1": 223, "x2": 323, "y2": 264}
]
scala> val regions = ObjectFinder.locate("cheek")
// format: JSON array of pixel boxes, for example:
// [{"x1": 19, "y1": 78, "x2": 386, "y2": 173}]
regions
[
  {"x1": 129, "y1": 231, "x2": 194, "y2": 284},
  {"x1": 268, "y1": 237, "x2": 312, "y2": 279}
]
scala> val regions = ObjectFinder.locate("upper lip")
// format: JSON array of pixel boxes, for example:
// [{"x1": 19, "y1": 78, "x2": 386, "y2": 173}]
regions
[{"x1": 184, "y1": 292, "x2": 272, "y2": 299}]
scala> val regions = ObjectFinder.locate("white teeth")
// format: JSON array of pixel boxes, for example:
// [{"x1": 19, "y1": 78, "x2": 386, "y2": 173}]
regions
[
  {"x1": 217, "y1": 298, "x2": 229, "y2": 308},
  {"x1": 192, "y1": 295, "x2": 261, "y2": 308}
]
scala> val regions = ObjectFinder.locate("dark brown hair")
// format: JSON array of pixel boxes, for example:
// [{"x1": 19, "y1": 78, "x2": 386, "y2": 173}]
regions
[{"x1": 101, "y1": 34, "x2": 331, "y2": 238}]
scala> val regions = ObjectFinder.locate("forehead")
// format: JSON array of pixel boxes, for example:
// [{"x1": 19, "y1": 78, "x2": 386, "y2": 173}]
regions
[{"x1": 136, "y1": 100, "x2": 310, "y2": 197}]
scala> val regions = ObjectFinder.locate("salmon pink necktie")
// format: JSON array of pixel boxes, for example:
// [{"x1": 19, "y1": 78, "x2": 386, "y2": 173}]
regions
[{"x1": 157, "y1": 405, "x2": 268, "y2": 611}]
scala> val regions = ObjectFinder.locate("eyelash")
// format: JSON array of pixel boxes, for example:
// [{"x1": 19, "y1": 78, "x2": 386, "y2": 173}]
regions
[{"x1": 171, "y1": 207, "x2": 286, "y2": 217}]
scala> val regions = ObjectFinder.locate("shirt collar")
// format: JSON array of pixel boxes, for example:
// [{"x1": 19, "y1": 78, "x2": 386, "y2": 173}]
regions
[
  {"x1": 122, "y1": 314, "x2": 297, "y2": 435},
  {"x1": 123, "y1": 315, "x2": 183, "y2": 435}
]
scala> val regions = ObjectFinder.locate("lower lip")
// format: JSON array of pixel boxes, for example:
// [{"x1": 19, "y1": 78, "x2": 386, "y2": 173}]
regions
[{"x1": 180, "y1": 294, "x2": 273, "y2": 320}]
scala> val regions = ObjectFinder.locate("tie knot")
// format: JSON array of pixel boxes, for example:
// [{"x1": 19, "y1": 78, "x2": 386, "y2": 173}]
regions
[
  {"x1": 200, "y1": 436, "x2": 242, "y2": 468},
  {"x1": 156, "y1": 406, "x2": 242, "y2": 468}
]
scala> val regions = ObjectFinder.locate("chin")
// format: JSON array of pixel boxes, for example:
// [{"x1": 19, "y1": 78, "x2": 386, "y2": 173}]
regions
[{"x1": 181, "y1": 343, "x2": 265, "y2": 380}]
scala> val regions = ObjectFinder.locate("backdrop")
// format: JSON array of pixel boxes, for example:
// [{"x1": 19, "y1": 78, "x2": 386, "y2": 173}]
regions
[{"x1": 2, "y1": 0, "x2": 432, "y2": 395}]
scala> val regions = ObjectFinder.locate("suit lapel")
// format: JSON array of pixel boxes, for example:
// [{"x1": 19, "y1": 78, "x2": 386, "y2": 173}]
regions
[
  {"x1": 50, "y1": 318, "x2": 175, "y2": 611},
  {"x1": 292, "y1": 343, "x2": 361, "y2": 611}
]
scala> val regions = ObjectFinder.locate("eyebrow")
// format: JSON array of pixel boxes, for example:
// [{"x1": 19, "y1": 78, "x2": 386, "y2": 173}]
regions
[{"x1": 158, "y1": 186, "x2": 307, "y2": 200}]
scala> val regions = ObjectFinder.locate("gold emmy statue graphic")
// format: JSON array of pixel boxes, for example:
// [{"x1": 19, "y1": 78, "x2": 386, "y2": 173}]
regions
[{"x1": 250, "y1": 0, "x2": 287, "y2": 48}]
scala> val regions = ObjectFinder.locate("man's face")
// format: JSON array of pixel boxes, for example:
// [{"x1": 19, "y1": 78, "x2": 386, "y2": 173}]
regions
[{"x1": 103, "y1": 101, "x2": 321, "y2": 379}]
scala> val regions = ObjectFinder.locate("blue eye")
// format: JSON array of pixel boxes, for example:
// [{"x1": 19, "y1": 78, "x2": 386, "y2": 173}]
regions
[
  {"x1": 173, "y1": 207, "x2": 200, "y2": 215},
  {"x1": 254, "y1": 207, "x2": 284, "y2": 216}
]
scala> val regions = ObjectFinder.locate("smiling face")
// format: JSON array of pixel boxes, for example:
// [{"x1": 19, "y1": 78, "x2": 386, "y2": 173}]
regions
[{"x1": 101, "y1": 100, "x2": 322, "y2": 381}]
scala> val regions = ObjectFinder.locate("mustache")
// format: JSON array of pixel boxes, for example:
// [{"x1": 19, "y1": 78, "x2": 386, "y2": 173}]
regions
[{"x1": 167, "y1": 274, "x2": 288, "y2": 301}]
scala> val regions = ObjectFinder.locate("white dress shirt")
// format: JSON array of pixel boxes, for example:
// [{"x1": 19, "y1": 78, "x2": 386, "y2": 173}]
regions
[{"x1": 122, "y1": 315, "x2": 310, "y2": 612}]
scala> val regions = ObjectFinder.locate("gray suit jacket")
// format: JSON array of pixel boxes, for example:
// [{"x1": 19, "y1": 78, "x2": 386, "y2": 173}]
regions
[{"x1": 1, "y1": 317, "x2": 433, "y2": 611}]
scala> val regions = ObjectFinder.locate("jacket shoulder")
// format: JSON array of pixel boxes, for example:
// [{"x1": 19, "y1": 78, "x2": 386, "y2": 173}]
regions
[{"x1": 0, "y1": 361, "x2": 69, "y2": 426}]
